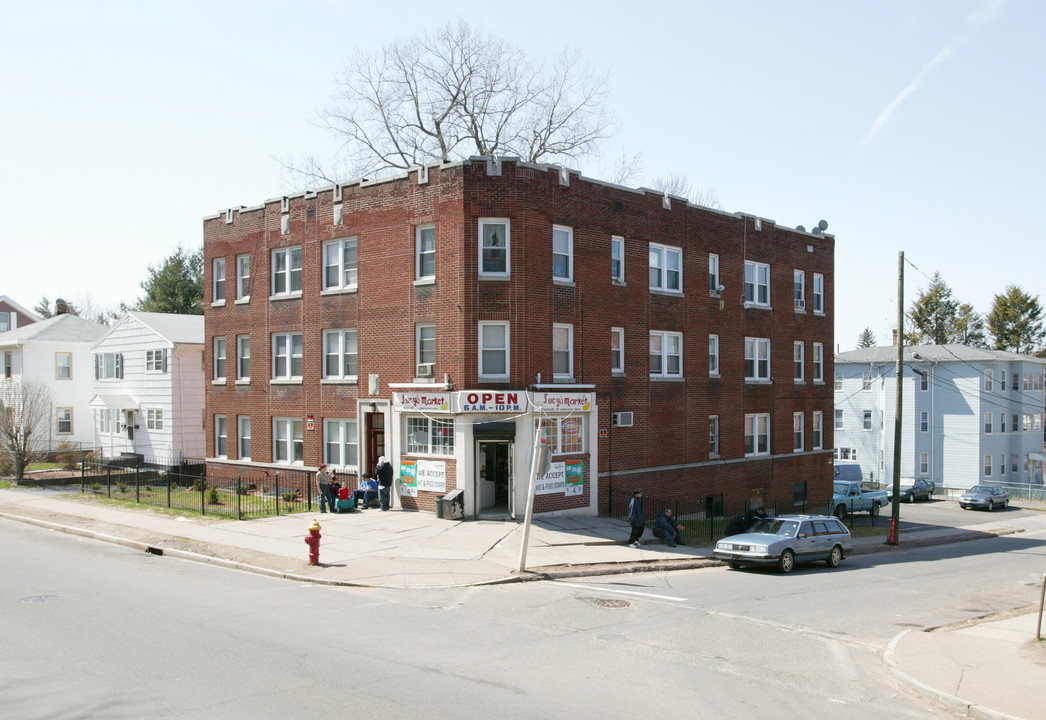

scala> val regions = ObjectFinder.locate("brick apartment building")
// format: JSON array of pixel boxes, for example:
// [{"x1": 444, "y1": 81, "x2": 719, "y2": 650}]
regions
[{"x1": 203, "y1": 157, "x2": 834, "y2": 519}]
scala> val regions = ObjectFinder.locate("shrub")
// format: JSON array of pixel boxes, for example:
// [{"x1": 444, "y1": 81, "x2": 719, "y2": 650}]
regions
[
  {"x1": 208, "y1": 487, "x2": 220, "y2": 505},
  {"x1": 236, "y1": 483, "x2": 251, "y2": 495},
  {"x1": 116, "y1": 482, "x2": 128, "y2": 494},
  {"x1": 55, "y1": 443, "x2": 80, "y2": 470},
  {"x1": 282, "y1": 490, "x2": 300, "y2": 503},
  {"x1": 90, "y1": 482, "x2": 101, "y2": 491},
  {"x1": 193, "y1": 478, "x2": 207, "y2": 493}
]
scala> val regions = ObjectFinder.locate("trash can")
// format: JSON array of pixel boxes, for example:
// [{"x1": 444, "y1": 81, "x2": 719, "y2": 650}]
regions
[
  {"x1": 443, "y1": 489, "x2": 464, "y2": 520},
  {"x1": 434, "y1": 496, "x2": 444, "y2": 519}
]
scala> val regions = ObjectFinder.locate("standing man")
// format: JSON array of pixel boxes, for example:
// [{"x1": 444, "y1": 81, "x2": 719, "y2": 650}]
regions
[
  {"x1": 376, "y1": 455, "x2": 393, "y2": 511},
  {"x1": 627, "y1": 489, "x2": 644, "y2": 548},
  {"x1": 315, "y1": 463, "x2": 333, "y2": 514}
]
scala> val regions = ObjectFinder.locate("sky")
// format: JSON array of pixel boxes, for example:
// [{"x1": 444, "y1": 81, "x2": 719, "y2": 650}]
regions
[{"x1": 3, "y1": 0, "x2": 1042, "y2": 351}]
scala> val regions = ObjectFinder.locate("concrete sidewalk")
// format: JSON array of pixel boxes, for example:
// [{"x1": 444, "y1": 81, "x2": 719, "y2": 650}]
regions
[{"x1": 3, "y1": 486, "x2": 1044, "y2": 720}]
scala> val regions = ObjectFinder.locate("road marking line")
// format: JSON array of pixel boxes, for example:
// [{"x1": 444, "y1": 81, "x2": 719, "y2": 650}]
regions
[{"x1": 554, "y1": 581, "x2": 687, "y2": 602}]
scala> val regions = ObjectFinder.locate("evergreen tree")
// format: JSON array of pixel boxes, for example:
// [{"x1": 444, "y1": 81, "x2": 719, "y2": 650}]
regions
[
  {"x1": 33, "y1": 297, "x2": 53, "y2": 319},
  {"x1": 987, "y1": 285, "x2": 1044, "y2": 354},
  {"x1": 906, "y1": 272, "x2": 958, "y2": 345},
  {"x1": 951, "y1": 303, "x2": 987, "y2": 347},
  {"x1": 136, "y1": 246, "x2": 204, "y2": 315},
  {"x1": 857, "y1": 327, "x2": 876, "y2": 348}
]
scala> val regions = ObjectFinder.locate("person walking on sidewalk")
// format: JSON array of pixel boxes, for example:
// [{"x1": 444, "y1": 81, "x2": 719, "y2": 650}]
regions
[
  {"x1": 627, "y1": 489, "x2": 645, "y2": 548},
  {"x1": 376, "y1": 456, "x2": 393, "y2": 511},
  {"x1": 315, "y1": 464, "x2": 334, "y2": 513}
]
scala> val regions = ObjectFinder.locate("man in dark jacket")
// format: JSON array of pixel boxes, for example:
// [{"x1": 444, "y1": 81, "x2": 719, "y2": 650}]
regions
[
  {"x1": 375, "y1": 456, "x2": 393, "y2": 511},
  {"x1": 627, "y1": 489, "x2": 644, "y2": 548},
  {"x1": 725, "y1": 506, "x2": 767, "y2": 536},
  {"x1": 653, "y1": 508, "x2": 685, "y2": 547}
]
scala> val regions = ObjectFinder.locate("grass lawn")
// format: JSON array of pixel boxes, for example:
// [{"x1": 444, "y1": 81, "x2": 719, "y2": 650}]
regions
[
  {"x1": 74, "y1": 484, "x2": 311, "y2": 520},
  {"x1": 26, "y1": 462, "x2": 64, "y2": 471}
]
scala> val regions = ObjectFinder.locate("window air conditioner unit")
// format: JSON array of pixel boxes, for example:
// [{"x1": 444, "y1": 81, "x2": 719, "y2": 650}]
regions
[
  {"x1": 612, "y1": 411, "x2": 634, "y2": 427},
  {"x1": 794, "y1": 299, "x2": 806, "y2": 309},
  {"x1": 416, "y1": 362, "x2": 435, "y2": 378}
]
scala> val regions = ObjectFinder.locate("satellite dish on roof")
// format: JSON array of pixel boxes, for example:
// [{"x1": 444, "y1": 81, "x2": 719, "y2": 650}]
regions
[
  {"x1": 796, "y1": 225, "x2": 806, "y2": 233},
  {"x1": 812, "y1": 227, "x2": 822, "y2": 235},
  {"x1": 818, "y1": 219, "x2": 829, "y2": 231}
]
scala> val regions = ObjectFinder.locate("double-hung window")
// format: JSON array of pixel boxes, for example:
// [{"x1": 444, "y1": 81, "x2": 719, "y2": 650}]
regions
[
  {"x1": 835, "y1": 409, "x2": 844, "y2": 430},
  {"x1": 478, "y1": 322, "x2": 509, "y2": 379},
  {"x1": 213, "y1": 258, "x2": 226, "y2": 304},
  {"x1": 650, "y1": 331, "x2": 682, "y2": 378},
  {"x1": 479, "y1": 219, "x2": 510, "y2": 277},
  {"x1": 324, "y1": 418, "x2": 359, "y2": 469},
  {"x1": 553, "y1": 225, "x2": 573, "y2": 281},
  {"x1": 215, "y1": 415, "x2": 227, "y2": 458},
  {"x1": 416, "y1": 324, "x2": 435, "y2": 377},
  {"x1": 237, "y1": 335, "x2": 250, "y2": 380},
  {"x1": 793, "y1": 412, "x2": 804, "y2": 451},
  {"x1": 238, "y1": 416, "x2": 251, "y2": 460},
  {"x1": 863, "y1": 411, "x2": 873, "y2": 430},
  {"x1": 553, "y1": 324, "x2": 573, "y2": 379},
  {"x1": 56, "y1": 352, "x2": 72, "y2": 379},
  {"x1": 272, "y1": 247, "x2": 302, "y2": 296},
  {"x1": 984, "y1": 412, "x2": 993, "y2": 434},
  {"x1": 272, "y1": 332, "x2": 303, "y2": 380},
  {"x1": 236, "y1": 254, "x2": 250, "y2": 300},
  {"x1": 146, "y1": 408, "x2": 163, "y2": 431},
  {"x1": 920, "y1": 453, "x2": 929, "y2": 474},
  {"x1": 835, "y1": 370, "x2": 843, "y2": 391},
  {"x1": 407, "y1": 416, "x2": 455, "y2": 455},
  {"x1": 984, "y1": 455, "x2": 992, "y2": 477},
  {"x1": 323, "y1": 329, "x2": 358, "y2": 380},
  {"x1": 709, "y1": 335, "x2": 719, "y2": 376},
  {"x1": 745, "y1": 337, "x2": 770, "y2": 381},
  {"x1": 56, "y1": 408, "x2": 73, "y2": 435},
  {"x1": 416, "y1": 225, "x2": 435, "y2": 281},
  {"x1": 0, "y1": 312, "x2": 9, "y2": 332},
  {"x1": 862, "y1": 371, "x2": 872, "y2": 391},
  {"x1": 273, "y1": 417, "x2": 303, "y2": 465},
  {"x1": 813, "y1": 343, "x2": 824, "y2": 382},
  {"x1": 96, "y1": 353, "x2": 123, "y2": 380},
  {"x1": 984, "y1": 368, "x2": 993, "y2": 391},
  {"x1": 145, "y1": 349, "x2": 165, "y2": 373},
  {"x1": 812, "y1": 411, "x2": 822, "y2": 449},
  {"x1": 213, "y1": 337, "x2": 226, "y2": 382},
  {"x1": 744, "y1": 261, "x2": 770, "y2": 306},
  {"x1": 709, "y1": 416, "x2": 720, "y2": 456},
  {"x1": 611, "y1": 236, "x2": 625, "y2": 283},
  {"x1": 813, "y1": 273, "x2": 824, "y2": 313},
  {"x1": 793, "y1": 342, "x2": 805, "y2": 382},
  {"x1": 611, "y1": 328, "x2": 625, "y2": 374},
  {"x1": 920, "y1": 411, "x2": 929, "y2": 432},
  {"x1": 323, "y1": 237, "x2": 357, "y2": 291},
  {"x1": 649, "y1": 243, "x2": 682, "y2": 293},
  {"x1": 709, "y1": 253, "x2": 720, "y2": 295},
  {"x1": 745, "y1": 413, "x2": 770, "y2": 456},
  {"x1": 794, "y1": 270, "x2": 805, "y2": 309}
]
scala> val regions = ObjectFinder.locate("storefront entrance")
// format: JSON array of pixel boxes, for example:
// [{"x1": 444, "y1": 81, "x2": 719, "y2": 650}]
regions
[{"x1": 476, "y1": 440, "x2": 512, "y2": 518}]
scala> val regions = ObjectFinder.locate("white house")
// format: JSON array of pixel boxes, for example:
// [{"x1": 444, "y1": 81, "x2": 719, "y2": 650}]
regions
[
  {"x1": 90, "y1": 312, "x2": 205, "y2": 462},
  {"x1": 834, "y1": 344, "x2": 1045, "y2": 489},
  {"x1": 0, "y1": 313, "x2": 107, "y2": 452}
]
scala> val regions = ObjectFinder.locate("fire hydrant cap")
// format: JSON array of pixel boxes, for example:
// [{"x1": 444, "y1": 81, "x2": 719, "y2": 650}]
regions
[{"x1": 309, "y1": 519, "x2": 322, "y2": 532}]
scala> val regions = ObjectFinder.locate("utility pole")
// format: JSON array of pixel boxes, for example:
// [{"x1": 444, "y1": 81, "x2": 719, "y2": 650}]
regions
[
  {"x1": 517, "y1": 434, "x2": 550, "y2": 573},
  {"x1": 889, "y1": 251, "x2": 904, "y2": 545}
]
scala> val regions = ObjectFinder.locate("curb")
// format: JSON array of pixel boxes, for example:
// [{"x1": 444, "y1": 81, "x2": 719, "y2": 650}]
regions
[{"x1": 883, "y1": 629, "x2": 1025, "y2": 720}]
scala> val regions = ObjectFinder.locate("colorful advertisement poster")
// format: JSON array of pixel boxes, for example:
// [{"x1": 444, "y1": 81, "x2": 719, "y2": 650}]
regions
[
  {"x1": 399, "y1": 459, "x2": 418, "y2": 497},
  {"x1": 565, "y1": 459, "x2": 584, "y2": 497},
  {"x1": 535, "y1": 460, "x2": 583, "y2": 496}
]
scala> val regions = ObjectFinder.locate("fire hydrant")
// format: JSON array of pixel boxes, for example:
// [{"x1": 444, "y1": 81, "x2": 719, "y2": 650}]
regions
[{"x1": 304, "y1": 519, "x2": 322, "y2": 565}]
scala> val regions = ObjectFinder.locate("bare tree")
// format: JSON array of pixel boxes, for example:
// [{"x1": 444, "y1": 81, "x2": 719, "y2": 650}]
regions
[
  {"x1": 287, "y1": 21, "x2": 614, "y2": 186},
  {"x1": 652, "y1": 174, "x2": 724, "y2": 210},
  {"x1": 0, "y1": 379, "x2": 55, "y2": 480}
]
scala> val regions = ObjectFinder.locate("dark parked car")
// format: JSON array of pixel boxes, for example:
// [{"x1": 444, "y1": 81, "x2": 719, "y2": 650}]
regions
[
  {"x1": 713, "y1": 515, "x2": 853, "y2": 574},
  {"x1": 958, "y1": 485, "x2": 1010, "y2": 511},
  {"x1": 888, "y1": 478, "x2": 935, "y2": 503}
]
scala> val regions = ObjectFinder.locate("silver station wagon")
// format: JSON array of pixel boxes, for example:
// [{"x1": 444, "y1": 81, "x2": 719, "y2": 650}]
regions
[{"x1": 714, "y1": 515, "x2": 854, "y2": 574}]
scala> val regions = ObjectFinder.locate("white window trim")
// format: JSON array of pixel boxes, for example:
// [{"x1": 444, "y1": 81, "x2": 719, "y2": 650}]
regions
[
  {"x1": 212, "y1": 258, "x2": 226, "y2": 307},
  {"x1": 611, "y1": 235, "x2": 625, "y2": 284},
  {"x1": 793, "y1": 412, "x2": 804, "y2": 452},
  {"x1": 745, "y1": 337, "x2": 771, "y2": 382},
  {"x1": 813, "y1": 273, "x2": 825, "y2": 314},
  {"x1": 238, "y1": 416, "x2": 252, "y2": 461},
  {"x1": 552, "y1": 225, "x2": 574, "y2": 283},
  {"x1": 213, "y1": 337, "x2": 226, "y2": 383},
  {"x1": 416, "y1": 225, "x2": 436, "y2": 282},
  {"x1": 146, "y1": 408, "x2": 164, "y2": 431},
  {"x1": 709, "y1": 334, "x2": 720, "y2": 377},
  {"x1": 649, "y1": 242, "x2": 682, "y2": 294},
  {"x1": 812, "y1": 411, "x2": 823, "y2": 450},
  {"x1": 56, "y1": 407, "x2": 73, "y2": 435},
  {"x1": 745, "y1": 413, "x2": 770, "y2": 457},
  {"x1": 272, "y1": 417, "x2": 304, "y2": 466},
  {"x1": 322, "y1": 329, "x2": 359, "y2": 382},
  {"x1": 272, "y1": 332, "x2": 303, "y2": 381},
  {"x1": 479, "y1": 218, "x2": 511, "y2": 279},
  {"x1": 271, "y1": 246, "x2": 303, "y2": 299},
  {"x1": 416, "y1": 323, "x2": 436, "y2": 372},
  {"x1": 794, "y1": 269, "x2": 806, "y2": 310},
  {"x1": 236, "y1": 335, "x2": 250, "y2": 382},
  {"x1": 744, "y1": 260, "x2": 771, "y2": 307},
  {"x1": 215, "y1": 415, "x2": 227, "y2": 459},
  {"x1": 611, "y1": 327, "x2": 625, "y2": 375},
  {"x1": 794, "y1": 341, "x2": 805, "y2": 383},
  {"x1": 813, "y1": 343, "x2": 824, "y2": 383},
  {"x1": 56, "y1": 352, "x2": 72, "y2": 380},
  {"x1": 478, "y1": 321, "x2": 510, "y2": 380},
  {"x1": 650, "y1": 330, "x2": 683, "y2": 379},
  {"x1": 236, "y1": 253, "x2": 251, "y2": 301},
  {"x1": 322, "y1": 237, "x2": 358, "y2": 293},
  {"x1": 553, "y1": 323, "x2": 573, "y2": 380},
  {"x1": 535, "y1": 416, "x2": 586, "y2": 455},
  {"x1": 709, "y1": 253, "x2": 720, "y2": 296},
  {"x1": 709, "y1": 415, "x2": 720, "y2": 457},
  {"x1": 324, "y1": 418, "x2": 360, "y2": 471}
]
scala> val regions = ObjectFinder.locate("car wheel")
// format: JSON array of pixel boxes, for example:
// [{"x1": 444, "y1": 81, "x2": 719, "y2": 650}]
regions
[
  {"x1": 728, "y1": 561, "x2": 741, "y2": 569},
  {"x1": 826, "y1": 545, "x2": 842, "y2": 568},
  {"x1": 778, "y1": 549, "x2": 795, "y2": 574},
  {"x1": 834, "y1": 505, "x2": 846, "y2": 520},
  {"x1": 870, "y1": 502, "x2": 880, "y2": 518},
  {"x1": 987, "y1": 500, "x2": 994, "y2": 511},
  {"x1": 907, "y1": 492, "x2": 915, "y2": 503}
]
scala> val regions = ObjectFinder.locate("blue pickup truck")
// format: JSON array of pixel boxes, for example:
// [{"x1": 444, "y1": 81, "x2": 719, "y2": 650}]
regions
[{"x1": 831, "y1": 480, "x2": 889, "y2": 519}]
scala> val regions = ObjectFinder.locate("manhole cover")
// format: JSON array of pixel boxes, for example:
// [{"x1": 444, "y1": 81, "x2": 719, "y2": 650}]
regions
[
  {"x1": 21, "y1": 595, "x2": 60, "y2": 604},
  {"x1": 592, "y1": 598, "x2": 630, "y2": 609}
]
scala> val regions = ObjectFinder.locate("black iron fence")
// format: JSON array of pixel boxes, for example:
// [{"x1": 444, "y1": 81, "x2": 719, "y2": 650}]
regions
[{"x1": 79, "y1": 456, "x2": 322, "y2": 520}]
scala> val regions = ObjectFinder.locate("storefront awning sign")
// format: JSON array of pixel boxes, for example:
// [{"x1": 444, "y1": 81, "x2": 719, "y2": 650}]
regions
[
  {"x1": 531, "y1": 392, "x2": 594, "y2": 413},
  {"x1": 458, "y1": 391, "x2": 528, "y2": 413},
  {"x1": 394, "y1": 392, "x2": 453, "y2": 413}
]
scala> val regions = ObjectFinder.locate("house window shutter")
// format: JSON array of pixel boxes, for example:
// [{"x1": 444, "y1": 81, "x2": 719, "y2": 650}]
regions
[
  {"x1": 162, "y1": 349, "x2": 168, "y2": 373},
  {"x1": 94, "y1": 355, "x2": 99, "y2": 379},
  {"x1": 117, "y1": 353, "x2": 124, "y2": 379}
]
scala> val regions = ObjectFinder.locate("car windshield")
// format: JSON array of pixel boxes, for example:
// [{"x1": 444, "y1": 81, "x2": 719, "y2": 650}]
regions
[
  {"x1": 966, "y1": 486, "x2": 989, "y2": 494},
  {"x1": 833, "y1": 482, "x2": 849, "y2": 495},
  {"x1": 749, "y1": 519, "x2": 799, "y2": 537}
]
